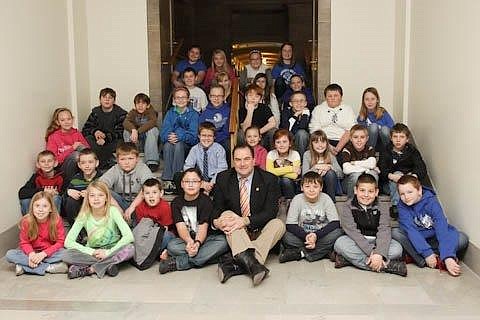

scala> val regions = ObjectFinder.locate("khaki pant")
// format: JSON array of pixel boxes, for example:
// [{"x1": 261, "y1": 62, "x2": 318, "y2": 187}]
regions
[{"x1": 221, "y1": 211, "x2": 286, "y2": 264}]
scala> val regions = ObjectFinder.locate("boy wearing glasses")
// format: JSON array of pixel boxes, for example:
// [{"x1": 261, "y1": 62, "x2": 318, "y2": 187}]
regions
[
  {"x1": 160, "y1": 87, "x2": 199, "y2": 194},
  {"x1": 159, "y1": 168, "x2": 228, "y2": 274},
  {"x1": 280, "y1": 91, "x2": 311, "y2": 158}
]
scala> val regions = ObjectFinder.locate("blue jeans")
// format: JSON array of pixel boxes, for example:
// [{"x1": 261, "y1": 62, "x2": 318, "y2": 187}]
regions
[
  {"x1": 283, "y1": 229, "x2": 344, "y2": 262},
  {"x1": 61, "y1": 151, "x2": 81, "y2": 184},
  {"x1": 161, "y1": 230, "x2": 175, "y2": 251},
  {"x1": 167, "y1": 234, "x2": 229, "y2": 271},
  {"x1": 391, "y1": 227, "x2": 469, "y2": 267},
  {"x1": 322, "y1": 169, "x2": 338, "y2": 202},
  {"x1": 20, "y1": 195, "x2": 62, "y2": 215},
  {"x1": 367, "y1": 123, "x2": 390, "y2": 149},
  {"x1": 162, "y1": 141, "x2": 187, "y2": 181},
  {"x1": 6, "y1": 248, "x2": 65, "y2": 275},
  {"x1": 279, "y1": 177, "x2": 297, "y2": 199},
  {"x1": 110, "y1": 191, "x2": 132, "y2": 211},
  {"x1": 124, "y1": 127, "x2": 159, "y2": 165},
  {"x1": 334, "y1": 235, "x2": 402, "y2": 270},
  {"x1": 342, "y1": 171, "x2": 379, "y2": 199},
  {"x1": 294, "y1": 129, "x2": 309, "y2": 161}
]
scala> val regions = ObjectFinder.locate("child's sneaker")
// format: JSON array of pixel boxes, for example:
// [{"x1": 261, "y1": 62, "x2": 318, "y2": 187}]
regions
[
  {"x1": 15, "y1": 264, "x2": 24, "y2": 276},
  {"x1": 383, "y1": 259, "x2": 408, "y2": 277},
  {"x1": 46, "y1": 262, "x2": 68, "y2": 274},
  {"x1": 67, "y1": 265, "x2": 92, "y2": 279},
  {"x1": 159, "y1": 257, "x2": 177, "y2": 274},
  {"x1": 106, "y1": 264, "x2": 119, "y2": 277},
  {"x1": 278, "y1": 248, "x2": 302, "y2": 263},
  {"x1": 334, "y1": 254, "x2": 352, "y2": 269}
]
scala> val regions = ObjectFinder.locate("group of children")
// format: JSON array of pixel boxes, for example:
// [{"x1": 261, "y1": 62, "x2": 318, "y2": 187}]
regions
[{"x1": 8, "y1": 44, "x2": 469, "y2": 280}]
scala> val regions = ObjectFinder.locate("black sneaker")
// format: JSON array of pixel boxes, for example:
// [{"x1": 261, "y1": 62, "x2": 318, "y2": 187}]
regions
[
  {"x1": 148, "y1": 163, "x2": 159, "y2": 172},
  {"x1": 68, "y1": 265, "x2": 92, "y2": 279},
  {"x1": 334, "y1": 254, "x2": 352, "y2": 269},
  {"x1": 159, "y1": 257, "x2": 177, "y2": 274},
  {"x1": 390, "y1": 205, "x2": 399, "y2": 220},
  {"x1": 278, "y1": 248, "x2": 302, "y2": 263},
  {"x1": 106, "y1": 264, "x2": 119, "y2": 277},
  {"x1": 384, "y1": 259, "x2": 407, "y2": 277}
]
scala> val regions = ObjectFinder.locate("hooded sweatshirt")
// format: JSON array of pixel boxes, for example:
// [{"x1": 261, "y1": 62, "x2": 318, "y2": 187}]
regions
[
  {"x1": 198, "y1": 102, "x2": 231, "y2": 143},
  {"x1": 398, "y1": 187, "x2": 459, "y2": 261},
  {"x1": 18, "y1": 169, "x2": 64, "y2": 199},
  {"x1": 46, "y1": 128, "x2": 90, "y2": 164}
]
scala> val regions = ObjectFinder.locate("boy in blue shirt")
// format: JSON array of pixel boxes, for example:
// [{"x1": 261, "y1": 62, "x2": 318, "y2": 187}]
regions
[
  {"x1": 171, "y1": 45, "x2": 207, "y2": 88},
  {"x1": 393, "y1": 175, "x2": 468, "y2": 276}
]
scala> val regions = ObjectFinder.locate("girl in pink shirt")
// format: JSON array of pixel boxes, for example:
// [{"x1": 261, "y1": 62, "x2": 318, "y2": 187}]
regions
[
  {"x1": 245, "y1": 126, "x2": 267, "y2": 170},
  {"x1": 6, "y1": 192, "x2": 67, "y2": 275},
  {"x1": 46, "y1": 107, "x2": 89, "y2": 182}
]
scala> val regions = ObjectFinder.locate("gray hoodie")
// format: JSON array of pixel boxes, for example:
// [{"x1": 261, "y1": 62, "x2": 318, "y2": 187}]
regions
[{"x1": 100, "y1": 162, "x2": 153, "y2": 202}]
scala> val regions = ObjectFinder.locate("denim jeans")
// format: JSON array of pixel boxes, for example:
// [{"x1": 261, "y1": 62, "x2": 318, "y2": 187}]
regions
[
  {"x1": 162, "y1": 141, "x2": 187, "y2": 181},
  {"x1": 282, "y1": 228, "x2": 344, "y2": 262},
  {"x1": 61, "y1": 151, "x2": 81, "y2": 185},
  {"x1": 342, "y1": 171, "x2": 379, "y2": 199},
  {"x1": 391, "y1": 227, "x2": 469, "y2": 267},
  {"x1": 279, "y1": 177, "x2": 297, "y2": 199},
  {"x1": 294, "y1": 129, "x2": 309, "y2": 161},
  {"x1": 167, "y1": 234, "x2": 229, "y2": 271},
  {"x1": 124, "y1": 127, "x2": 159, "y2": 165},
  {"x1": 6, "y1": 248, "x2": 65, "y2": 275},
  {"x1": 334, "y1": 235, "x2": 403, "y2": 270},
  {"x1": 322, "y1": 169, "x2": 338, "y2": 202},
  {"x1": 20, "y1": 195, "x2": 62, "y2": 215},
  {"x1": 367, "y1": 123, "x2": 390, "y2": 149}
]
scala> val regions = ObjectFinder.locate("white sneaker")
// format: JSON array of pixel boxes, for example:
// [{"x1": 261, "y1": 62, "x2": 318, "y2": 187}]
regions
[
  {"x1": 46, "y1": 262, "x2": 68, "y2": 274},
  {"x1": 15, "y1": 264, "x2": 24, "y2": 276}
]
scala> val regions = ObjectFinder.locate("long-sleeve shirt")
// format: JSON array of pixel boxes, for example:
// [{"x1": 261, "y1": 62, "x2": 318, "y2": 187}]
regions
[
  {"x1": 302, "y1": 150, "x2": 343, "y2": 178},
  {"x1": 280, "y1": 107, "x2": 310, "y2": 134},
  {"x1": 135, "y1": 199, "x2": 173, "y2": 228},
  {"x1": 254, "y1": 144, "x2": 267, "y2": 170},
  {"x1": 18, "y1": 170, "x2": 64, "y2": 199},
  {"x1": 64, "y1": 206, "x2": 134, "y2": 256},
  {"x1": 309, "y1": 102, "x2": 356, "y2": 141},
  {"x1": 19, "y1": 216, "x2": 65, "y2": 257},
  {"x1": 183, "y1": 142, "x2": 228, "y2": 183},
  {"x1": 123, "y1": 107, "x2": 158, "y2": 134},
  {"x1": 46, "y1": 128, "x2": 89, "y2": 164},
  {"x1": 341, "y1": 142, "x2": 377, "y2": 175},
  {"x1": 82, "y1": 105, "x2": 127, "y2": 143},
  {"x1": 357, "y1": 110, "x2": 394, "y2": 129},
  {"x1": 160, "y1": 106, "x2": 199, "y2": 146},
  {"x1": 266, "y1": 149, "x2": 301, "y2": 180}
]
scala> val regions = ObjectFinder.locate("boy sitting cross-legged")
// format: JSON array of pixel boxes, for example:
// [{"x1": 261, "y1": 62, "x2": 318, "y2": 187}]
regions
[
  {"x1": 333, "y1": 173, "x2": 407, "y2": 277},
  {"x1": 99, "y1": 142, "x2": 154, "y2": 222},
  {"x1": 279, "y1": 171, "x2": 344, "y2": 263}
]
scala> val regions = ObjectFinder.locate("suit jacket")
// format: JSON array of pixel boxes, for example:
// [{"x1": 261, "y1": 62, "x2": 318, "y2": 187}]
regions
[{"x1": 213, "y1": 167, "x2": 281, "y2": 231}]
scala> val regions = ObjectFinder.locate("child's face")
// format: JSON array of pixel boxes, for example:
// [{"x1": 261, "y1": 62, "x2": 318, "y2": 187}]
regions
[
  {"x1": 249, "y1": 52, "x2": 262, "y2": 69},
  {"x1": 100, "y1": 94, "x2": 115, "y2": 110},
  {"x1": 209, "y1": 87, "x2": 224, "y2": 107},
  {"x1": 199, "y1": 129, "x2": 215, "y2": 148},
  {"x1": 173, "y1": 91, "x2": 189, "y2": 108},
  {"x1": 312, "y1": 139, "x2": 328, "y2": 155},
  {"x1": 135, "y1": 101, "x2": 149, "y2": 114},
  {"x1": 181, "y1": 172, "x2": 202, "y2": 197},
  {"x1": 255, "y1": 77, "x2": 267, "y2": 90},
  {"x1": 88, "y1": 187, "x2": 107, "y2": 210},
  {"x1": 246, "y1": 91, "x2": 261, "y2": 105},
  {"x1": 351, "y1": 130, "x2": 368, "y2": 151},
  {"x1": 217, "y1": 76, "x2": 230, "y2": 90},
  {"x1": 302, "y1": 181, "x2": 322, "y2": 202},
  {"x1": 36, "y1": 155, "x2": 57, "y2": 174},
  {"x1": 275, "y1": 135, "x2": 291, "y2": 155},
  {"x1": 213, "y1": 53, "x2": 225, "y2": 67},
  {"x1": 187, "y1": 48, "x2": 200, "y2": 62},
  {"x1": 398, "y1": 183, "x2": 422, "y2": 206},
  {"x1": 245, "y1": 129, "x2": 261, "y2": 147},
  {"x1": 289, "y1": 76, "x2": 304, "y2": 91},
  {"x1": 363, "y1": 92, "x2": 378, "y2": 112},
  {"x1": 281, "y1": 45, "x2": 293, "y2": 60},
  {"x1": 143, "y1": 185, "x2": 162, "y2": 207},
  {"x1": 354, "y1": 182, "x2": 379, "y2": 206},
  {"x1": 78, "y1": 154, "x2": 99, "y2": 176},
  {"x1": 57, "y1": 111, "x2": 73, "y2": 131},
  {"x1": 117, "y1": 152, "x2": 139, "y2": 173},
  {"x1": 391, "y1": 132, "x2": 409, "y2": 151},
  {"x1": 289, "y1": 94, "x2": 307, "y2": 113},
  {"x1": 183, "y1": 71, "x2": 196, "y2": 87},
  {"x1": 32, "y1": 197, "x2": 51, "y2": 223},
  {"x1": 325, "y1": 90, "x2": 342, "y2": 108}
]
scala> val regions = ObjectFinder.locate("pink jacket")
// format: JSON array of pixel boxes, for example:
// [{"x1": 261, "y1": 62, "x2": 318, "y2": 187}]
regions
[
  {"x1": 254, "y1": 144, "x2": 267, "y2": 170},
  {"x1": 46, "y1": 128, "x2": 89, "y2": 164}
]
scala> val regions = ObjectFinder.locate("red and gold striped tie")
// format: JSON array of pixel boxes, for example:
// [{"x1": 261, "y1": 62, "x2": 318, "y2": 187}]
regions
[{"x1": 239, "y1": 177, "x2": 250, "y2": 217}]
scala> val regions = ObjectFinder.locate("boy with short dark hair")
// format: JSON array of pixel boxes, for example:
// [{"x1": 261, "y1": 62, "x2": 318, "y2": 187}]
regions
[
  {"x1": 341, "y1": 124, "x2": 378, "y2": 198},
  {"x1": 63, "y1": 148, "x2": 101, "y2": 225},
  {"x1": 99, "y1": 142, "x2": 154, "y2": 221},
  {"x1": 393, "y1": 175, "x2": 468, "y2": 276},
  {"x1": 183, "y1": 67, "x2": 208, "y2": 113},
  {"x1": 333, "y1": 173, "x2": 407, "y2": 276},
  {"x1": 279, "y1": 171, "x2": 343, "y2": 263},
  {"x1": 18, "y1": 150, "x2": 63, "y2": 215},
  {"x1": 82, "y1": 88, "x2": 127, "y2": 170},
  {"x1": 280, "y1": 91, "x2": 311, "y2": 158},
  {"x1": 123, "y1": 93, "x2": 159, "y2": 172},
  {"x1": 171, "y1": 45, "x2": 207, "y2": 88},
  {"x1": 378, "y1": 123, "x2": 429, "y2": 216}
]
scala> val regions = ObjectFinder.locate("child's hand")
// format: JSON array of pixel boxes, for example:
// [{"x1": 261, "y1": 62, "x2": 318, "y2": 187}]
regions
[
  {"x1": 94, "y1": 130, "x2": 106, "y2": 140},
  {"x1": 444, "y1": 257, "x2": 461, "y2": 276},
  {"x1": 167, "y1": 133, "x2": 178, "y2": 144},
  {"x1": 72, "y1": 141, "x2": 82, "y2": 150},
  {"x1": 80, "y1": 190, "x2": 87, "y2": 198},
  {"x1": 293, "y1": 165, "x2": 301, "y2": 175},
  {"x1": 425, "y1": 254, "x2": 438, "y2": 268},
  {"x1": 246, "y1": 103, "x2": 256, "y2": 113},
  {"x1": 67, "y1": 189, "x2": 82, "y2": 200},
  {"x1": 367, "y1": 253, "x2": 383, "y2": 272},
  {"x1": 304, "y1": 233, "x2": 317, "y2": 249},
  {"x1": 201, "y1": 181, "x2": 214, "y2": 193},
  {"x1": 28, "y1": 252, "x2": 39, "y2": 268},
  {"x1": 123, "y1": 207, "x2": 135, "y2": 223},
  {"x1": 93, "y1": 249, "x2": 107, "y2": 260},
  {"x1": 388, "y1": 173, "x2": 403, "y2": 182},
  {"x1": 44, "y1": 186, "x2": 58, "y2": 195},
  {"x1": 96, "y1": 138, "x2": 105, "y2": 146},
  {"x1": 131, "y1": 129, "x2": 139, "y2": 143}
]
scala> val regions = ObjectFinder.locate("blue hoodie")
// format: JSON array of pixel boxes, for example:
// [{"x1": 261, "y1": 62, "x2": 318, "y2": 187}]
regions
[
  {"x1": 198, "y1": 102, "x2": 230, "y2": 143},
  {"x1": 357, "y1": 110, "x2": 394, "y2": 128},
  {"x1": 398, "y1": 187, "x2": 459, "y2": 261},
  {"x1": 160, "y1": 106, "x2": 199, "y2": 146}
]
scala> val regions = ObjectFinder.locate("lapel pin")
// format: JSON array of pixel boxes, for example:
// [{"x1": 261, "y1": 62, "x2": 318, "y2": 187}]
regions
[{"x1": 256, "y1": 187, "x2": 260, "y2": 191}]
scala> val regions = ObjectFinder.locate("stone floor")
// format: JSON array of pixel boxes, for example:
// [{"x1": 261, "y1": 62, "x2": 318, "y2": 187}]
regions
[{"x1": 1, "y1": 255, "x2": 480, "y2": 319}]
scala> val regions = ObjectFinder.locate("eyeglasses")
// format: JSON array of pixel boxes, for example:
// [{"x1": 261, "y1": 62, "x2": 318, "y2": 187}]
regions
[
  {"x1": 175, "y1": 96, "x2": 189, "y2": 100},
  {"x1": 209, "y1": 94, "x2": 224, "y2": 98},
  {"x1": 182, "y1": 180, "x2": 201, "y2": 185}
]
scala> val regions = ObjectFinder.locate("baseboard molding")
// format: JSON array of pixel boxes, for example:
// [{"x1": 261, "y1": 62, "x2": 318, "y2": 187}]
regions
[
  {"x1": 464, "y1": 241, "x2": 480, "y2": 277},
  {"x1": 0, "y1": 225, "x2": 19, "y2": 256}
]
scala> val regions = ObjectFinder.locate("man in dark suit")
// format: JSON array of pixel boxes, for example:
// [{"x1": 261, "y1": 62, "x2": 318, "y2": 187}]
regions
[{"x1": 212, "y1": 144, "x2": 285, "y2": 285}]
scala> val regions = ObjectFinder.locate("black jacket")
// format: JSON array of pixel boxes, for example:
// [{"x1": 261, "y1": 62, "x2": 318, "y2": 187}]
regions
[{"x1": 82, "y1": 105, "x2": 127, "y2": 143}]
